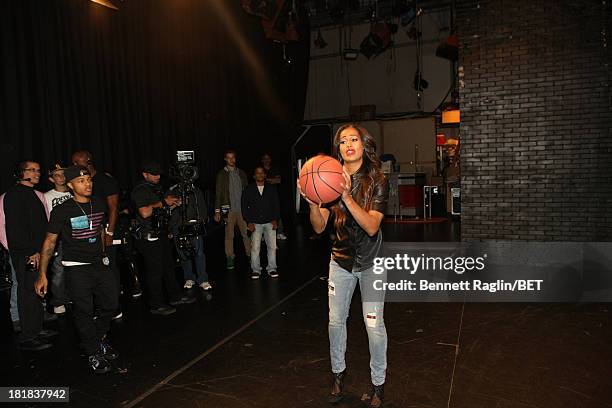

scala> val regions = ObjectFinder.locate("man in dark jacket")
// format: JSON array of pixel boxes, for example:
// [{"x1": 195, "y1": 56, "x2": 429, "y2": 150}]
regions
[
  {"x1": 4, "y1": 160, "x2": 54, "y2": 350},
  {"x1": 242, "y1": 166, "x2": 280, "y2": 279},
  {"x1": 213, "y1": 150, "x2": 251, "y2": 270},
  {"x1": 169, "y1": 180, "x2": 211, "y2": 291}
]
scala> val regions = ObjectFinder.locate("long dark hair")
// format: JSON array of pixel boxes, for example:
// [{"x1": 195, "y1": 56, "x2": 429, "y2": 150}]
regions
[{"x1": 331, "y1": 124, "x2": 384, "y2": 237}]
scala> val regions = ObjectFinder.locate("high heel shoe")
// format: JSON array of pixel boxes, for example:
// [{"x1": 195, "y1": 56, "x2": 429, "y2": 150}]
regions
[
  {"x1": 368, "y1": 383, "x2": 384, "y2": 408},
  {"x1": 328, "y1": 369, "x2": 346, "y2": 404}
]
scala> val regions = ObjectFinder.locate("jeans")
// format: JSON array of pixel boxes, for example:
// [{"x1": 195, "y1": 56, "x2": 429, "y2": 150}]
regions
[
  {"x1": 9, "y1": 257, "x2": 19, "y2": 322},
  {"x1": 179, "y1": 236, "x2": 208, "y2": 284},
  {"x1": 250, "y1": 223, "x2": 277, "y2": 273},
  {"x1": 65, "y1": 263, "x2": 118, "y2": 355},
  {"x1": 328, "y1": 259, "x2": 387, "y2": 386},
  {"x1": 49, "y1": 243, "x2": 69, "y2": 306}
]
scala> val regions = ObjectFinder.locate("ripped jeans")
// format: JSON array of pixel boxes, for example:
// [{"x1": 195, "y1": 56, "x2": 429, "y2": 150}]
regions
[{"x1": 328, "y1": 259, "x2": 387, "y2": 386}]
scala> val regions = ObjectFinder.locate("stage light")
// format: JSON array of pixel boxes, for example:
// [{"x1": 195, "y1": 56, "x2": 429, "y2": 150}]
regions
[
  {"x1": 90, "y1": 0, "x2": 118, "y2": 10},
  {"x1": 360, "y1": 22, "x2": 392, "y2": 59}
]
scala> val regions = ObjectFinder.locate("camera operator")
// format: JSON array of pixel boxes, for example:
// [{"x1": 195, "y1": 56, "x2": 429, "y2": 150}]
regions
[
  {"x1": 131, "y1": 160, "x2": 195, "y2": 316},
  {"x1": 115, "y1": 190, "x2": 142, "y2": 298},
  {"x1": 168, "y1": 164, "x2": 211, "y2": 291}
]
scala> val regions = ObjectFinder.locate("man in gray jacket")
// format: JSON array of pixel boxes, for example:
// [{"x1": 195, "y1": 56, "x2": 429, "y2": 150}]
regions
[{"x1": 214, "y1": 150, "x2": 251, "y2": 269}]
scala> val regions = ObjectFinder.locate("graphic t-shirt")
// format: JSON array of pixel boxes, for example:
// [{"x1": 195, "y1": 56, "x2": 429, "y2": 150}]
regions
[
  {"x1": 44, "y1": 189, "x2": 72, "y2": 213},
  {"x1": 47, "y1": 197, "x2": 107, "y2": 263}
]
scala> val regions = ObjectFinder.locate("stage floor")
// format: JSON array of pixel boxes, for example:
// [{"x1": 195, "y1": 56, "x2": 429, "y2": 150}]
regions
[{"x1": 1, "y1": 219, "x2": 611, "y2": 407}]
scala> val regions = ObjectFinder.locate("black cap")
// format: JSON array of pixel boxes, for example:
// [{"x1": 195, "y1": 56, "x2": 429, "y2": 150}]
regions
[
  {"x1": 64, "y1": 165, "x2": 91, "y2": 182},
  {"x1": 141, "y1": 160, "x2": 163, "y2": 176}
]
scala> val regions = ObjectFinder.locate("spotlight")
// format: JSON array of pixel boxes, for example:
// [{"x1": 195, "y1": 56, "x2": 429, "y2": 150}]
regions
[
  {"x1": 314, "y1": 29, "x2": 328, "y2": 49},
  {"x1": 90, "y1": 0, "x2": 118, "y2": 10},
  {"x1": 360, "y1": 22, "x2": 392, "y2": 59}
]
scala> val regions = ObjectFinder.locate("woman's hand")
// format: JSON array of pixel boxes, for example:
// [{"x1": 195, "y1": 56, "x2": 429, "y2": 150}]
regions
[
  {"x1": 340, "y1": 167, "x2": 352, "y2": 203},
  {"x1": 296, "y1": 179, "x2": 320, "y2": 207}
]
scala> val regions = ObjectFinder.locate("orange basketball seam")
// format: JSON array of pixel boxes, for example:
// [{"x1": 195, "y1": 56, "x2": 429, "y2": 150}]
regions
[
  {"x1": 316, "y1": 157, "x2": 343, "y2": 202},
  {"x1": 311, "y1": 164, "x2": 324, "y2": 203},
  {"x1": 317, "y1": 173, "x2": 343, "y2": 197}
]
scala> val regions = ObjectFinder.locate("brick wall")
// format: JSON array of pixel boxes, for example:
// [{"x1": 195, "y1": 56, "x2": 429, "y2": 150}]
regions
[{"x1": 457, "y1": 0, "x2": 612, "y2": 240}]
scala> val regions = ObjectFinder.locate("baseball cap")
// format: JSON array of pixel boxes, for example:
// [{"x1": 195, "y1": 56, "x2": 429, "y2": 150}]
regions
[
  {"x1": 64, "y1": 165, "x2": 91, "y2": 182},
  {"x1": 48, "y1": 163, "x2": 67, "y2": 176},
  {"x1": 141, "y1": 160, "x2": 163, "y2": 176}
]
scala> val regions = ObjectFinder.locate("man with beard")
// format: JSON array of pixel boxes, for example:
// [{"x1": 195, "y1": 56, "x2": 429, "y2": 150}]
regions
[{"x1": 131, "y1": 160, "x2": 195, "y2": 315}]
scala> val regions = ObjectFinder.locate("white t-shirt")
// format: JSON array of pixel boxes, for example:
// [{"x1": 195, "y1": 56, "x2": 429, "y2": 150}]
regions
[{"x1": 44, "y1": 189, "x2": 72, "y2": 213}]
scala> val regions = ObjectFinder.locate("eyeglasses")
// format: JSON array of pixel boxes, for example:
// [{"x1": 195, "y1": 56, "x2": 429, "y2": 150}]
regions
[{"x1": 24, "y1": 168, "x2": 41, "y2": 173}]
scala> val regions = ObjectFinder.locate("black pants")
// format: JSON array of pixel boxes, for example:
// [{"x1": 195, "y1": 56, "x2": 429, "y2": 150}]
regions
[
  {"x1": 106, "y1": 245, "x2": 120, "y2": 296},
  {"x1": 65, "y1": 263, "x2": 118, "y2": 355},
  {"x1": 49, "y1": 243, "x2": 69, "y2": 306},
  {"x1": 135, "y1": 235, "x2": 180, "y2": 309},
  {"x1": 11, "y1": 253, "x2": 43, "y2": 342}
]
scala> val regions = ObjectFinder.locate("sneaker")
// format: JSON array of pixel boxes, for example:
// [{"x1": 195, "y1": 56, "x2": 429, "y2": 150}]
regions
[
  {"x1": 53, "y1": 305, "x2": 66, "y2": 314},
  {"x1": 268, "y1": 270, "x2": 279, "y2": 278},
  {"x1": 150, "y1": 306, "x2": 177, "y2": 316},
  {"x1": 226, "y1": 256, "x2": 235, "y2": 270},
  {"x1": 88, "y1": 353, "x2": 112, "y2": 374},
  {"x1": 19, "y1": 338, "x2": 52, "y2": 351},
  {"x1": 37, "y1": 329, "x2": 58, "y2": 340},
  {"x1": 277, "y1": 233, "x2": 287, "y2": 240},
  {"x1": 184, "y1": 280, "x2": 195, "y2": 289},
  {"x1": 251, "y1": 271, "x2": 261, "y2": 280},
  {"x1": 169, "y1": 295, "x2": 197, "y2": 306},
  {"x1": 99, "y1": 338, "x2": 118, "y2": 360},
  {"x1": 199, "y1": 281, "x2": 212, "y2": 290}
]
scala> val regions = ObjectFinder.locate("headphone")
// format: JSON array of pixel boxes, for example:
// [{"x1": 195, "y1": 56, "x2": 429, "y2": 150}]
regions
[
  {"x1": 13, "y1": 161, "x2": 25, "y2": 180},
  {"x1": 12, "y1": 159, "x2": 34, "y2": 181}
]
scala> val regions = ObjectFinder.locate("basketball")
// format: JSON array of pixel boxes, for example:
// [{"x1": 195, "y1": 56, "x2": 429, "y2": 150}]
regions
[{"x1": 299, "y1": 155, "x2": 345, "y2": 204}]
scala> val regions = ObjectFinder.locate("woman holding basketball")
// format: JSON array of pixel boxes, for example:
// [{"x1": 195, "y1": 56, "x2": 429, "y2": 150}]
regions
[{"x1": 298, "y1": 124, "x2": 389, "y2": 407}]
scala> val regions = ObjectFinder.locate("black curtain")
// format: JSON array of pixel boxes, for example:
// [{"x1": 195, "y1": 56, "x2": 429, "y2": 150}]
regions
[{"x1": 0, "y1": 0, "x2": 310, "y2": 195}]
